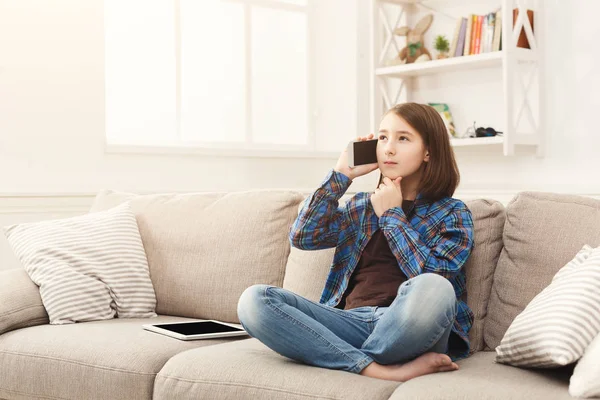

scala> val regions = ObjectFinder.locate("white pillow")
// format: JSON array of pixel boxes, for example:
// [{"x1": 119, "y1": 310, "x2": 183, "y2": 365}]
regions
[
  {"x1": 495, "y1": 244, "x2": 600, "y2": 367},
  {"x1": 570, "y1": 331, "x2": 600, "y2": 398},
  {"x1": 4, "y1": 202, "x2": 157, "y2": 324}
]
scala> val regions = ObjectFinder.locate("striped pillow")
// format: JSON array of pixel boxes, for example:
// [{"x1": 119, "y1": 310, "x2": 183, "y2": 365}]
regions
[
  {"x1": 495, "y1": 244, "x2": 600, "y2": 367},
  {"x1": 3, "y1": 202, "x2": 157, "y2": 324}
]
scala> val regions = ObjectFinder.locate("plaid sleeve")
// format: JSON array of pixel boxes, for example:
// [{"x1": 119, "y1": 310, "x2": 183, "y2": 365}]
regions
[
  {"x1": 289, "y1": 169, "x2": 353, "y2": 250},
  {"x1": 379, "y1": 204, "x2": 474, "y2": 279}
]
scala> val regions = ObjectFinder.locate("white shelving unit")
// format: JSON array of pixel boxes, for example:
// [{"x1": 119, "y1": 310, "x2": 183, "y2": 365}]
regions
[{"x1": 370, "y1": 0, "x2": 545, "y2": 156}]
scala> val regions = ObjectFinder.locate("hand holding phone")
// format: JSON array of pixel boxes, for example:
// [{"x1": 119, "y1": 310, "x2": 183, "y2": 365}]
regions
[{"x1": 334, "y1": 134, "x2": 379, "y2": 180}]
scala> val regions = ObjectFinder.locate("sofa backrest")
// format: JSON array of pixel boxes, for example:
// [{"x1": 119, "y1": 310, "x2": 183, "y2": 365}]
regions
[
  {"x1": 90, "y1": 189, "x2": 304, "y2": 323},
  {"x1": 484, "y1": 192, "x2": 600, "y2": 350},
  {"x1": 283, "y1": 195, "x2": 506, "y2": 353}
]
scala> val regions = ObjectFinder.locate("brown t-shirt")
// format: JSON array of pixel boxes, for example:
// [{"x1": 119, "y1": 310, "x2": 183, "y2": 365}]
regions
[{"x1": 337, "y1": 200, "x2": 415, "y2": 310}]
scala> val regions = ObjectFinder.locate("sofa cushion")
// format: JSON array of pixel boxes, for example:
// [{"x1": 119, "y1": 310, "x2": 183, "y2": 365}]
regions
[
  {"x1": 0, "y1": 316, "x2": 244, "y2": 400},
  {"x1": 484, "y1": 192, "x2": 600, "y2": 350},
  {"x1": 388, "y1": 351, "x2": 575, "y2": 400},
  {"x1": 0, "y1": 268, "x2": 48, "y2": 335},
  {"x1": 283, "y1": 196, "x2": 505, "y2": 354},
  {"x1": 90, "y1": 189, "x2": 304, "y2": 323},
  {"x1": 154, "y1": 338, "x2": 401, "y2": 400}
]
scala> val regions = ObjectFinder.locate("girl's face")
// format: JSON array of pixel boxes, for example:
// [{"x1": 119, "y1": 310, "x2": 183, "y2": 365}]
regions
[{"x1": 376, "y1": 112, "x2": 429, "y2": 180}]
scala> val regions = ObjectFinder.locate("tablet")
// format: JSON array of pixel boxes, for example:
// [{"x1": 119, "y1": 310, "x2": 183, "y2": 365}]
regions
[{"x1": 143, "y1": 320, "x2": 249, "y2": 341}]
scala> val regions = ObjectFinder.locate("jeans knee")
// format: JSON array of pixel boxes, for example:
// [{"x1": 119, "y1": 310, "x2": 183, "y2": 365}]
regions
[
  {"x1": 416, "y1": 273, "x2": 455, "y2": 299},
  {"x1": 404, "y1": 274, "x2": 457, "y2": 323},
  {"x1": 237, "y1": 284, "x2": 271, "y2": 328}
]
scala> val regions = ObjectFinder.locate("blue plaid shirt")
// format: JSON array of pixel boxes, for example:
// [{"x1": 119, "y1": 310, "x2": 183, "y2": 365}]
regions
[{"x1": 289, "y1": 169, "x2": 475, "y2": 361}]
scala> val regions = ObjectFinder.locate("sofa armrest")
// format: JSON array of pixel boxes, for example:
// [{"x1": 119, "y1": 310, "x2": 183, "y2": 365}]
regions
[{"x1": 0, "y1": 268, "x2": 49, "y2": 335}]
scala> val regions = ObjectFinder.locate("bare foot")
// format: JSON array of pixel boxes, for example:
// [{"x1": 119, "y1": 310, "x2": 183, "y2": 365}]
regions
[{"x1": 359, "y1": 352, "x2": 459, "y2": 382}]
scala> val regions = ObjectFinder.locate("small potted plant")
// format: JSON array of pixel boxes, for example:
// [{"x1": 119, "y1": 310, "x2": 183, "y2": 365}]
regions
[{"x1": 434, "y1": 35, "x2": 450, "y2": 59}]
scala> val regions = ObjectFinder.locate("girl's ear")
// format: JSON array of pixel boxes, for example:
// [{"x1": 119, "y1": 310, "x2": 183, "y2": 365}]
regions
[{"x1": 424, "y1": 150, "x2": 430, "y2": 162}]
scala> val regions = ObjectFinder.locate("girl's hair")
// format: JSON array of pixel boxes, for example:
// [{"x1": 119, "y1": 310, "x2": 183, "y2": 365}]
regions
[{"x1": 377, "y1": 102, "x2": 460, "y2": 201}]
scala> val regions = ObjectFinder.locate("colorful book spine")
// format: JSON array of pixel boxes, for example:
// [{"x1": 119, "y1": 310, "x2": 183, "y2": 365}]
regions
[
  {"x1": 455, "y1": 18, "x2": 467, "y2": 57},
  {"x1": 480, "y1": 14, "x2": 488, "y2": 53},
  {"x1": 469, "y1": 15, "x2": 478, "y2": 55},
  {"x1": 464, "y1": 14, "x2": 473, "y2": 55},
  {"x1": 474, "y1": 15, "x2": 483, "y2": 54},
  {"x1": 492, "y1": 10, "x2": 502, "y2": 51},
  {"x1": 449, "y1": 18, "x2": 462, "y2": 57},
  {"x1": 486, "y1": 13, "x2": 495, "y2": 52}
]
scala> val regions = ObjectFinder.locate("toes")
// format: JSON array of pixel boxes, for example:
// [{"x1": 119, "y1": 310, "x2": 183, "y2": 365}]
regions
[
  {"x1": 438, "y1": 362, "x2": 459, "y2": 372},
  {"x1": 437, "y1": 354, "x2": 452, "y2": 366}
]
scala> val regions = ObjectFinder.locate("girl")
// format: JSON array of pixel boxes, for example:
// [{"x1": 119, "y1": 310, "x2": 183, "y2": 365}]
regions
[{"x1": 237, "y1": 102, "x2": 475, "y2": 382}]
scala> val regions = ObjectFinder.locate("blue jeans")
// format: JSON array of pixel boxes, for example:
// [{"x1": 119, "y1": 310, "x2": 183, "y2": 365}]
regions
[{"x1": 237, "y1": 273, "x2": 457, "y2": 374}]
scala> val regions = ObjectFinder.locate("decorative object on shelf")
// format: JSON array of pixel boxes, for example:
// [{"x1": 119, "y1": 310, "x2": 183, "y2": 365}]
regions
[
  {"x1": 476, "y1": 126, "x2": 503, "y2": 137},
  {"x1": 428, "y1": 103, "x2": 456, "y2": 138},
  {"x1": 434, "y1": 35, "x2": 450, "y2": 59},
  {"x1": 393, "y1": 14, "x2": 433, "y2": 64},
  {"x1": 463, "y1": 121, "x2": 504, "y2": 138},
  {"x1": 513, "y1": 8, "x2": 534, "y2": 49},
  {"x1": 415, "y1": 53, "x2": 431, "y2": 63}
]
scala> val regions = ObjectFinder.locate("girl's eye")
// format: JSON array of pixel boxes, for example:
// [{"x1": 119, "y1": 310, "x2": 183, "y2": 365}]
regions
[{"x1": 378, "y1": 135, "x2": 408, "y2": 141}]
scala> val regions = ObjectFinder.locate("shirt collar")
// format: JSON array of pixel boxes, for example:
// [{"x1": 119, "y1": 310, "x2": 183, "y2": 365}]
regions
[{"x1": 412, "y1": 192, "x2": 430, "y2": 218}]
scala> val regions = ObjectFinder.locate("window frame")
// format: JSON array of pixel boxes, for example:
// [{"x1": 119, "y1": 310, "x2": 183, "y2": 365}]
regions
[{"x1": 104, "y1": 0, "x2": 324, "y2": 158}]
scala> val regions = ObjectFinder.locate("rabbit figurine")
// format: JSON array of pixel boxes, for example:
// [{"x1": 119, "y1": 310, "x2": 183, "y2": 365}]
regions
[{"x1": 394, "y1": 14, "x2": 434, "y2": 64}]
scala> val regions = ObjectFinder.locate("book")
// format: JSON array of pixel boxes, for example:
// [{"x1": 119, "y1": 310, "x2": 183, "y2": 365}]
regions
[
  {"x1": 428, "y1": 103, "x2": 457, "y2": 138},
  {"x1": 480, "y1": 15, "x2": 487, "y2": 53},
  {"x1": 470, "y1": 15, "x2": 478, "y2": 55},
  {"x1": 455, "y1": 18, "x2": 467, "y2": 57},
  {"x1": 463, "y1": 14, "x2": 473, "y2": 55},
  {"x1": 474, "y1": 15, "x2": 483, "y2": 54},
  {"x1": 485, "y1": 12, "x2": 495, "y2": 52},
  {"x1": 449, "y1": 18, "x2": 462, "y2": 57},
  {"x1": 492, "y1": 10, "x2": 502, "y2": 51}
]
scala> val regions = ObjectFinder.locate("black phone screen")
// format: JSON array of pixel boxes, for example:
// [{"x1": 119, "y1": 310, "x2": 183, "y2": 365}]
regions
[{"x1": 352, "y1": 139, "x2": 378, "y2": 166}]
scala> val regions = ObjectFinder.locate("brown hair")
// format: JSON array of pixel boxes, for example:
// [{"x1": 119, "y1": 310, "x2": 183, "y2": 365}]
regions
[{"x1": 377, "y1": 102, "x2": 460, "y2": 201}]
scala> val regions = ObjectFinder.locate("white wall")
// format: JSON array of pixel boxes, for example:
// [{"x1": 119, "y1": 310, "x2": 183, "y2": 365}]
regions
[
  {"x1": 1, "y1": 0, "x2": 600, "y2": 271},
  {"x1": 0, "y1": 0, "x2": 365, "y2": 196}
]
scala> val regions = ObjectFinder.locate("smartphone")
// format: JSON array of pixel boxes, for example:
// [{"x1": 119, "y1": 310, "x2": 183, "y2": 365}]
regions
[{"x1": 347, "y1": 139, "x2": 378, "y2": 168}]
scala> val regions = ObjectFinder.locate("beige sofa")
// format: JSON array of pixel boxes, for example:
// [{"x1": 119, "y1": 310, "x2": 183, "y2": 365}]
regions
[{"x1": 1, "y1": 188, "x2": 597, "y2": 400}]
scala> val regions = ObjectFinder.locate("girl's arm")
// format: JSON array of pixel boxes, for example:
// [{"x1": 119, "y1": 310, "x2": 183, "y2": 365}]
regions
[
  {"x1": 380, "y1": 203, "x2": 474, "y2": 279},
  {"x1": 289, "y1": 169, "x2": 354, "y2": 250}
]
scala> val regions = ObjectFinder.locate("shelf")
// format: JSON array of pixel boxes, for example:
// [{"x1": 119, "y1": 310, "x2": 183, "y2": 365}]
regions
[
  {"x1": 376, "y1": 49, "x2": 535, "y2": 78},
  {"x1": 371, "y1": 0, "x2": 544, "y2": 157},
  {"x1": 450, "y1": 136, "x2": 504, "y2": 147}
]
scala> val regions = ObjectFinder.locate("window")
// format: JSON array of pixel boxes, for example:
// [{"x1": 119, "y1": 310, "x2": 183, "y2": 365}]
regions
[{"x1": 104, "y1": 0, "x2": 314, "y2": 152}]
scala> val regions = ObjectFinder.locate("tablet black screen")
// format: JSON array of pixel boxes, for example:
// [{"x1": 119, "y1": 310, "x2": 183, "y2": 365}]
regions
[{"x1": 154, "y1": 321, "x2": 244, "y2": 335}]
